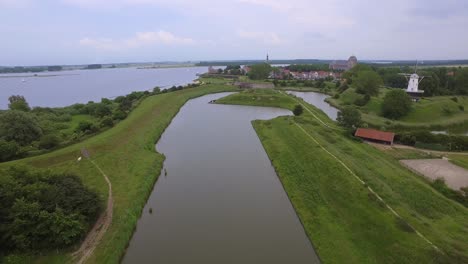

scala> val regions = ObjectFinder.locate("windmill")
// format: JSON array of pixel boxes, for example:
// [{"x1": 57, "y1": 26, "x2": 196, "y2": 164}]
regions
[{"x1": 399, "y1": 61, "x2": 425, "y2": 98}]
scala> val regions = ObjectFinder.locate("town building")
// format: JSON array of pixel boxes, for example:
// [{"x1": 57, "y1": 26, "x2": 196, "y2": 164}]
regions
[{"x1": 329, "y1": 56, "x2": 358, "y2": 71}]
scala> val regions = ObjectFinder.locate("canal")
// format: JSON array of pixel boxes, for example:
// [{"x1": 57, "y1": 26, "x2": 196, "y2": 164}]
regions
[{"x1": 123, "y1": 92, "x2": 320, "y2": 264}]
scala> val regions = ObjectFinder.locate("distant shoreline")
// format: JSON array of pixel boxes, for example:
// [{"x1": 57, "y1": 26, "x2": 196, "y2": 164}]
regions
[{"x1": 0, "y1": 73, "x2": 79, "y2": 78}]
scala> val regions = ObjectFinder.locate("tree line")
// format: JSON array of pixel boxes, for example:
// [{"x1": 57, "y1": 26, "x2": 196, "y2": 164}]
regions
[{"x1": 0, "y1": 83, "x2": 201, "y2": 162}]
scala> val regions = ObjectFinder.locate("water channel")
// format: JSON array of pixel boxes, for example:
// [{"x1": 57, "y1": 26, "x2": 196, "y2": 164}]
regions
[{"x1": 123, "y1": 92, "x2": 320, "y2": 264}]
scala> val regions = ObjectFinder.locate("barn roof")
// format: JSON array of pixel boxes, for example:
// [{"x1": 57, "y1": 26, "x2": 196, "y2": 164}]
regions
[{"x1": 355, "y1": 128, "x2": 395, "y2": 143}]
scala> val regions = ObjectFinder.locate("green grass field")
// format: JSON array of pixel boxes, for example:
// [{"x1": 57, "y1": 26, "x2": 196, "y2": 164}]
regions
[
  {"x1": 216, "y1": 88, "x2": 297, "y2": 109},
  {"x1": 219, "y1": 89, "x2": 468, "y2": 263},
  {"x1": 448, "y1": 155, "x2": 468, "y2": 170},
  {"x1": 327, "y1": 87, "x2": 468, "y2": 129},
  {"x1": 0, "y1": 84, "x2": 236, "y2": 264}
]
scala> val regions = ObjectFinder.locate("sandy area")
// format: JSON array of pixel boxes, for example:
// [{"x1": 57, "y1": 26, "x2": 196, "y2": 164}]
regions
[{"x1": 400, "y1": 159, "x2": 468, "y2": 190}]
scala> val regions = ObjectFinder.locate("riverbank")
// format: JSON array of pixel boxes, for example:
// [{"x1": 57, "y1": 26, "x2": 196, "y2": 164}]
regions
[
  {"x1": 217, "y1": 89, "x2": 468, "y2": 263},
  {"x1": 0, "y1": 83, "x2": 236, "y2": 263}
]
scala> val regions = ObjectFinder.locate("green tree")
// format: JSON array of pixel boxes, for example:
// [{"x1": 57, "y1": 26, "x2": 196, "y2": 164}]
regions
[
  {"x1": 94, "y1": 104, "x2": 112, "y2": 118},
  {"x1": 247, "y1": 63, "x2": 272, "y2": 80},
  {"x1": 75, "y1": 121, "x2": 98, "y2": 134},
  {"x1": 354, "y1": 70, "x2": 383, "y2": 96},
  {"x1": 0, "y1": 167, "x2": 101, "y2": 252},
  {"x1": 0, "y1": 140, "x2": 19, "y2": 161},
  {"x1": 337, "y1": 106, "x2": 362, "y2": 129},
  {"x1": 455, "y1": 68, "x2": 468, "y2": 95},
  {"x1": 153, "y1": 86, "x2": 161, "y2": 94},
  {"x1": 381, "y1": 89, "x2": 412, "y2": 119},
  {"x1": 100, "y1": 117, "x2": 114, "y2": 128},
  {"x1": 0, "y1": 111, "x2": 42, "y2": 145},
  {"x1": 293, "y1": 105, "x2": 304, "y2": 116},
  {"x1": 8, "y1": 95, "x2": 30, "y2": 112}
]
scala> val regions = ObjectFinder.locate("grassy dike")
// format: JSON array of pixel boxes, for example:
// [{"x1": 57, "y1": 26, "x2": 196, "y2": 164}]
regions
[
  {"x1": 0, "y1": 84, "x2": 236, "y2": 264},
  {"x1": 327, "y1": 87, "x2": 468, "y2": 130},
  {"x1": 217, "y1": 89, "x2": 468, "y2": 263}
]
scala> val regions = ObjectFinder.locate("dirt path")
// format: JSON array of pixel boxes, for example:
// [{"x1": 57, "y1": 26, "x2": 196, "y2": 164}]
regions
[
  {"x1": 392, "y1": 144, "x2": 468, "y2": 156},
  {"x1": 72, "y1": 156, "x2": 113, "y2": 264}
]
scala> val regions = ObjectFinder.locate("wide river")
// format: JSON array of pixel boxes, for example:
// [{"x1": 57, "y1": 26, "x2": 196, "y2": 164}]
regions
[
  {"x1": 0, "y1": 66, "x2": 207, "y2": 109},
  {"x1": 123, "y1": 93, "x2": 320, "y2": 264}
]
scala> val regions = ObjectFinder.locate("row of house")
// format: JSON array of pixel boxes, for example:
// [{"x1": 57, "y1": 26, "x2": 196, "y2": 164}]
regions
[{"x1": 289, "y1": 71, "x2": 341, "y2": 80}]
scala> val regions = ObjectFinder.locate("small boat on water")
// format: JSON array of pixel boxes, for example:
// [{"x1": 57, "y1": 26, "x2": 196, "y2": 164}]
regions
[{"x1": 21, "y1": 78, "x2": 26, "y2": 83}]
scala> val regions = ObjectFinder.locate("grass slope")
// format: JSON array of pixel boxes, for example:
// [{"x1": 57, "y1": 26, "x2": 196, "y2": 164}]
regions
[
  {"x1": 328, "y1": 88, "x2": 468, "y2": 129},
  {"x1": 219, "y1": 89, "x2": 468, "y2": 263},
  {"x1": 0, "y1": 84, "x2": 236, "y2": 264}
]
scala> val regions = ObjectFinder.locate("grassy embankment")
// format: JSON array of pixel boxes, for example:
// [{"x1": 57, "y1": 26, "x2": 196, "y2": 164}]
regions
[
  {"x1": 327, "y1": 87, "x2": 468, "y2": 130},
  {"x1": 448, "y1": 155, "x2": 468, "y2": 170},
  {"x1": 0, "y1": 83, "x2": 236, "y2": 264},
  {"x1": 218, "y1": 89, "x2": 468, "y2": 263}
]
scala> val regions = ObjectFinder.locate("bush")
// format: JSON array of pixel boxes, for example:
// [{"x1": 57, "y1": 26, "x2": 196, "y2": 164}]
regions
[
  {"x1": 94, "y1": 104, "x2": 112, "y2": 118},
  {"x1": 0, "y1": 166, "x2": 102, "y2": 252},
  {"x1": 398, "y1": 133, "x2": 416, "y2": 146},
  {"x1": 354, "y1": 95, "x2": 370, "y2": 106},
  {"x1": 337, "y1": 106, "x2": 362, "y2": 129},
  {"x1": 0, "y1": 140, "x2": 19, "y2": 161},
  {"x1": 113, "y1": 110, "x2": 127, "y2": 121},
  {"x1": 100, "y1": 117, "x2": 114, "y2": 128},
  {"x1": 0, "y1": 111, "x2": 43, "y2": 145},
  {"x1": 381, "y1": 89, "x2": 412, "y2": 119},
  {"x1": 459, "y1": 105, "x2": 464, "y2": 111},
  {"x1": 38, "y1": 134, "x2": 60, "y2": 149},
  {"x1": 293, "y1": 105, "x2": 304, "y2": 116},
  {"x1": 75, "y1": 121, "x2": 98, "y2": 134},
  {"x1": 451, "y1": 97, "x2": 458, "y2": 103},
  {"x1": 333, "y1": 94, "x2": 340, "y2": 99}
]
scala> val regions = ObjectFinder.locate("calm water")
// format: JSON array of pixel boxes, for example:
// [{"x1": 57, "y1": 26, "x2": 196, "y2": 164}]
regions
[
  {"x1": 287, "y1": 91, "x2": 338, "y2": 120},
  {"x1": 123, "y1": 93, "x2": 319, "y2": 264},
  {"x1": 0, "y1": 67, "x2": 207, "y2": 109}
]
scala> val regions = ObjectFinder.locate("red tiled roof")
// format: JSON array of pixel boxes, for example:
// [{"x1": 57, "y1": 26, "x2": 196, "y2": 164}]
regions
[{"x1": 355, "y1": 128, "x2": 394, "y2": 143}]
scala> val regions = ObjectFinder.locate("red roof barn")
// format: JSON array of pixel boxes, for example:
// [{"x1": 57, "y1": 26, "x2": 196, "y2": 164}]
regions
[{"x1": 355, "y1": 128, "x2": 395, "y2": 145}]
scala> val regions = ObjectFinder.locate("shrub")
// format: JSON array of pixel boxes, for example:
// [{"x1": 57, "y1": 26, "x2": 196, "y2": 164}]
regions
[
  {"x1": 0, "y1": 140, "x2": 19, "y2": 161},
  {"x1": 113, "y1": 110, "x2": 127, "y2": 121},
  {"x1": 459, "y1": 105, "x2": 464, "y2": 111},
  {"x1": 381, "y1": 89, "x2": 412, "y2": 119},
  {"x1": 0, "y1": 166, "x2": 102, "y2": 252},
  {"x1": 333, "y1": 94, "x2": 340, "y2": 99},
  {"x1": 94, "y1": 104, "x2": 112, "y2": 118},
  {"x1": 100, "y1": 117, "x2": 114, "y2": 128},
  {"x1": 0, "y1": 111, "x2": 43, "y2": 145},
  {"x1": 354, "y1": 95, "x2": 370, "y2": 106},
  {"x1": 451, "y1": 97, "x2": 458, "y2": 103},
  {"x1": 38, "y1": 134, "x2": 60, "y2": 149},
  {"x1": 293, "y1": 105, "x2": 304, "y2": 116},
  {"x1": 337, "y1": 106, "x2": 362, "y2": 129},
  {"x1": 75, "y1": 121, "x2": 98, "y2": 134}
]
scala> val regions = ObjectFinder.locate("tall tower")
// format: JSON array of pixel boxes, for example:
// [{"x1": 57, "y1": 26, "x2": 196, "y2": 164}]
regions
[{"x1": 266, "y1": 53, "x2": 269, "y2": 63}]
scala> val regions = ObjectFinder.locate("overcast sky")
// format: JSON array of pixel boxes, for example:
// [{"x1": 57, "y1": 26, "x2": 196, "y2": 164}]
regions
[{"x1": 1, "y1": 0, "x2": 467, "y2": 66}]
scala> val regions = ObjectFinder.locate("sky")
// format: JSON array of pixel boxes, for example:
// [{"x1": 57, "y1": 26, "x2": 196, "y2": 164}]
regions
[{"x1": 1, "y1": 0, "x2": 468, "y2": 66}]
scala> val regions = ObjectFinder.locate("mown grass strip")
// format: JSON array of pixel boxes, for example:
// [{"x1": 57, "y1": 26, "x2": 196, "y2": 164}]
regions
[{"x1": 294, "y1": 122, "x2": 440, "y2": 252}]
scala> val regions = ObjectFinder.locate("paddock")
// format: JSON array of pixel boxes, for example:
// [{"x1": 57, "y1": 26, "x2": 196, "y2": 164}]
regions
[{"x1": 400, "y1": 159, "x2": 468, "y2": 190}]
